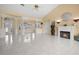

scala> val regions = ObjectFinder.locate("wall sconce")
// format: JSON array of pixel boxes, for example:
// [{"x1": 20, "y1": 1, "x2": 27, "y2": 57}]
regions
[
  {"x1": 56, "y1": 22, "x2": 60, "y2": 24},
  {"x1": 56, "y1": 20, "x2": 61, "y2": 24},
  {"x1": 73, "y1": 19, "x2": 79, "y2": 22},
  {"x1": 73, "y1": 19, "x2": 79, "y2": 27},
  {"x1": 41, "y1": 22, "x2": 43, "y2": 25}
]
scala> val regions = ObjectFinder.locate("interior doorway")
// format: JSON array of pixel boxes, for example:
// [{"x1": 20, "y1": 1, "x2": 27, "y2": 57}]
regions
[
  {"x1": 18, "y1": 20, "x2": 35, "y2": 43},
  {"x1": 4, "y1": 17, "x2": 13, "y2": 45}
]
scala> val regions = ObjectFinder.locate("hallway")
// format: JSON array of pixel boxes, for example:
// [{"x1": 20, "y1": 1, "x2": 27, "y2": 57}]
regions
[{"x1": 0, "y1": 34, "x2": 79, "y2": 55}]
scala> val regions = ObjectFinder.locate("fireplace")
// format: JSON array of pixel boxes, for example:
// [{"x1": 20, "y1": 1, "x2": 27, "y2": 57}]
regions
[
  {"x1": 60, "y1": 31, "x2": 70, "y2": 39},
  {"x1": 58, "y1": 26, "x2": 74, "y2": 40}
]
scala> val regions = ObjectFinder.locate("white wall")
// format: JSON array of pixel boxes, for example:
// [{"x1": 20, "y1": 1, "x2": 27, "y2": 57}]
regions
[{"x1": 43, "y1": 21, "x2": 51, "y2": 34}]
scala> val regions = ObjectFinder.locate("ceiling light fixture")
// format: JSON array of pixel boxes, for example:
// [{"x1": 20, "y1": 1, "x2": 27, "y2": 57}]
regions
[
  {"x1": 34, "y1": 4, "x2": 39, "y2": 9},
  {"x1": 20, "y1": 4, "x2": 24, "y2": 7}
]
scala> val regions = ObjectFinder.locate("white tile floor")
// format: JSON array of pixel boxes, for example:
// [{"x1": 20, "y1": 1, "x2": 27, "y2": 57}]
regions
[{"x1": 0, "y1": 34, "x2": 79, "y2": 55}]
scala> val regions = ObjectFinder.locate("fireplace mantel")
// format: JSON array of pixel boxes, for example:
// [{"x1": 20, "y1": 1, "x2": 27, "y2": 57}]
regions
[{"x1": 58, "y1": 26, "x2": 74, "y2": 40}]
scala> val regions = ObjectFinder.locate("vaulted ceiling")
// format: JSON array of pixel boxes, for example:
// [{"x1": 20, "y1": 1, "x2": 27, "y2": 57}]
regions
[
  {"x1": 0, "y1": 4, "x2": 59, "y2": 18},
  {"x1": 43, "y1": 4, "x2": 79, "y2": 22}
]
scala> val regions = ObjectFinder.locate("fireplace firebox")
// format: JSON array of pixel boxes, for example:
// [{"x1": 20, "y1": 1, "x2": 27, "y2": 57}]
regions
[{"x1": 60, "y1": 31, "x2": 70, "y2": 39}]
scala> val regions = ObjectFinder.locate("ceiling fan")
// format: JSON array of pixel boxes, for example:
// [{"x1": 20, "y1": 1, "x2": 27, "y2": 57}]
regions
[{"x1": 20, "y1": 4, "x2": 24, "y2": 7}]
